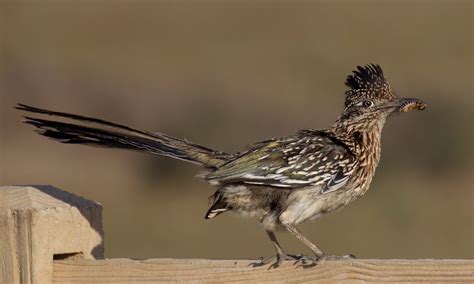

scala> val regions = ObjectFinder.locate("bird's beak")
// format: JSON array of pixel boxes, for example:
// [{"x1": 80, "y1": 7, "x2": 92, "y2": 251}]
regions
[
  {"x1": 383, "y1": 98, "x2": 427, "y2": 114},
  {"x1": 396, "y1": 98, "x2": 427, "y2": 113}
]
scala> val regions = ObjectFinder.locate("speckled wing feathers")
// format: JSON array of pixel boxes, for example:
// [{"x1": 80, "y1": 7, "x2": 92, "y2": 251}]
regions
[{"x1": 206, "y1": 131, "x2": 356, "y2": 192}]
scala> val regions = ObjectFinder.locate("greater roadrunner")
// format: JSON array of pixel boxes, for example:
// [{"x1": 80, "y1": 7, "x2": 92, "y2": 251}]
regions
[{"x1": 17, "y1": 64, "x2": 426, "y2": 266}]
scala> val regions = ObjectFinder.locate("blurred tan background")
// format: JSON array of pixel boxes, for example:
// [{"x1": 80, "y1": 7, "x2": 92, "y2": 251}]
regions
[{"x1": 1, "y1": 1, "x2": 472, "y2": 260}]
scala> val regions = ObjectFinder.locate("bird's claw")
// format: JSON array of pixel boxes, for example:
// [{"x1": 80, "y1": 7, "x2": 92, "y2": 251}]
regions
[
  {"x1": 251, "y1": 253, "x2": 308, "y2": 268},
  {"x1": 292, "y1": 253, "x2": 356, "y2": 267},
  {"x1": 251, "y1": 253, "x2": 356, "y2": 268},
  {"x1": 320, "y1": 253, "x2": 356, "y2": 261}
]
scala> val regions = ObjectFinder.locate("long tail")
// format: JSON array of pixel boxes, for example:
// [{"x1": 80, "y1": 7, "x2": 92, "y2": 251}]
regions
[{"x1": 16, "y1": 104, "x2": 231, "y2": 169}]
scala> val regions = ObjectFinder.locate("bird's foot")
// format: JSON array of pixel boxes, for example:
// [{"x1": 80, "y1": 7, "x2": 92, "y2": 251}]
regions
[
  {"x1": 251, "y1": 252, "x2": 355, "y2": 268},
  {"x1": 295, "y1": 253, "x2": 356, "y2": 265},
  {"x1": 251, "y1": 253, "x2": 307, "y2": 268},
  {"x1": 320, "y1": 253, "x2": 356, "y2": 261},
  {"x1": 291, "y1": 253, "x2": 356, "y2": 266}
]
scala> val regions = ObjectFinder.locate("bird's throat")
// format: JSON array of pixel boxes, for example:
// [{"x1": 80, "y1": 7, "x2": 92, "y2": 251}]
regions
[{"x1": 331, "y1": 117, "x2": 385, "y2": 195}]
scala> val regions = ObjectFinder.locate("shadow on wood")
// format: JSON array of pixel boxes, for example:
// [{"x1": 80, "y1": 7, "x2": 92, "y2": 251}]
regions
[{"x1": 0, "y1": 185, "x2": 104, "y2": 284}]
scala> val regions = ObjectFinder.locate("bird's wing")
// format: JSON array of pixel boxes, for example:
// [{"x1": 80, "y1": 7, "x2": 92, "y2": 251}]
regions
[{"x1": 206, "y1": 130, "x2": 357, "y2": 192}]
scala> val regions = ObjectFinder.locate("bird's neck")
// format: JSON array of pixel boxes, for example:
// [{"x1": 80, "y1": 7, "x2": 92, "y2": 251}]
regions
[
  {"x1": 331, "y1": 117, "x2": 385, "y2": 152},
  {"x1": 330, "y1": 117, "x2": 386, "y2": 194}
]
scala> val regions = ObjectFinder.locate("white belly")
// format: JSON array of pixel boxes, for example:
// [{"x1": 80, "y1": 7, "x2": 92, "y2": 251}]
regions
[{"x1": 279, "y1": 187, "x2": 359, "y2": 225}]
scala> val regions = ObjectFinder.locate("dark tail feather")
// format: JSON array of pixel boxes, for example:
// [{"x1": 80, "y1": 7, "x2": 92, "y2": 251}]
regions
[{"x1": 16, "y1": 104, "x2": 230, "y2": 168}]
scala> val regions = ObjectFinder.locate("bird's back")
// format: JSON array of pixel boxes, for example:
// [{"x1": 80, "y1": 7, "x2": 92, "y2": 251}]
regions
[{"x1": 204, "y1": 129, "x2": 360, "y2": 222}]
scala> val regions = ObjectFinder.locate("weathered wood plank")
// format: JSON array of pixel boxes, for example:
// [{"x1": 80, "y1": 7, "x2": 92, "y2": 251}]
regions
[
  {"x1": 0, "y1": 185, "x2": 104, "y2": 284},
  {"x1": 53, "y1": 258, "x2": 474, "y2": 283}
]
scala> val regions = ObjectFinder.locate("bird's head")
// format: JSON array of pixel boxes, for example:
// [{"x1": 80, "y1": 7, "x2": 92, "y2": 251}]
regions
[{"x1": 340, "y1": 64, "x2": 426, "y2": 123}]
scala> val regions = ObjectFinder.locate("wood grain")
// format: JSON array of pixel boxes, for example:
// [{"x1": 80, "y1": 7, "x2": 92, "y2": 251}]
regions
[
  {"x1": 53, "y1": 258, "x2": 474, "y2": 283},
  {"x1": 0, "y1": 185, "x2": 104, "y2": 284}
]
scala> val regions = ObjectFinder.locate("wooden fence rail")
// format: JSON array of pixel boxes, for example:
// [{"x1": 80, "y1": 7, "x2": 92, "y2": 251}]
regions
[
  {"x1": 53, "y1": 258, "x2": 473, "y2": 283},
  {"x1": 1, "y1": 185, "x2": 473, "y2": 283}
]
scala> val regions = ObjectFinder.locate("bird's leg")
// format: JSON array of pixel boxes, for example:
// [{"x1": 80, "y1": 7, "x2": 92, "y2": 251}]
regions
[
  {"x1": 267, "y1": 230, "x2": 285, "y2": 256},
  {"x1": 284, "y1": 224, "x2": 324, "y2": 258},
  {"x1": 254, "y1": 230, "x2": 303, "y2": 267},
  {"x1": 283, "y1": 224, "x2": 355, "y2": 264}
]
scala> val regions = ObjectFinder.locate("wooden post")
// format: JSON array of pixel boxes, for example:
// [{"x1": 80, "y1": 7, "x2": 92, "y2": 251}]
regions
[{"x1": 0, "y1": 185, "x2": 104, "y2": 284}]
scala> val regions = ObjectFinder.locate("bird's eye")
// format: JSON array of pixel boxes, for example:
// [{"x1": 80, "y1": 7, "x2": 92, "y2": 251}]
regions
[{"x1": 363, "y1": 100, "x2": 374, "y2": 107}]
